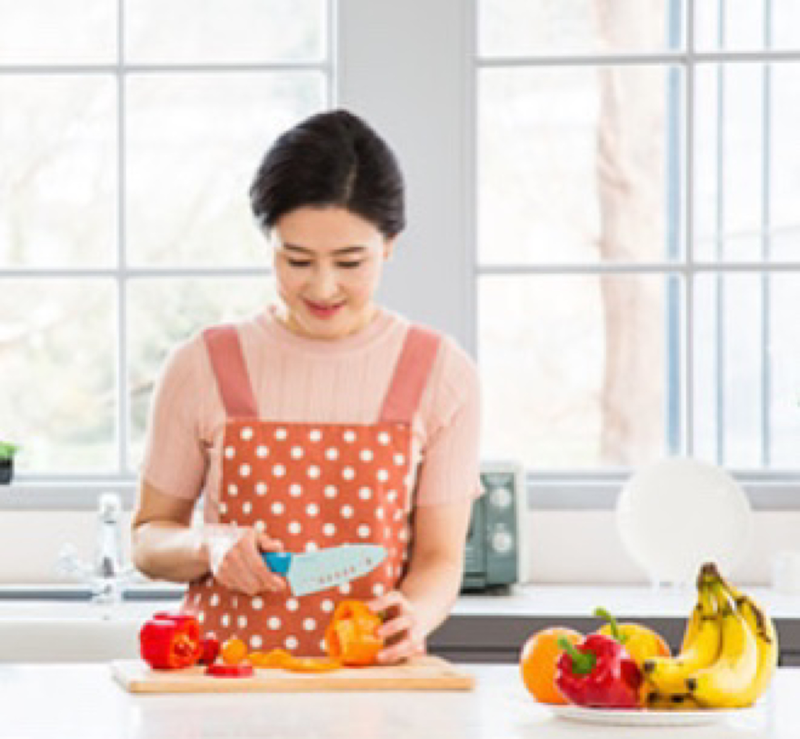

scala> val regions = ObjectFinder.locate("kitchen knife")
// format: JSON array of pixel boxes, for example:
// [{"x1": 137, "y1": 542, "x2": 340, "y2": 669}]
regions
[{"x1": 262, "y1": 544, "x2": 387, "y2": 597}]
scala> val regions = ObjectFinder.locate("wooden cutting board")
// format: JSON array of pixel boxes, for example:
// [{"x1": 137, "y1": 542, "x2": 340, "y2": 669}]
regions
[{"x1": 111, "y1": 655, "x2": 475, "y2": 693}]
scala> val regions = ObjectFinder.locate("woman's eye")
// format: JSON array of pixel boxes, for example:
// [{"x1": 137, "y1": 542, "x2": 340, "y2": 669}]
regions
[
  {"x1": 337, "y1": 262, "x2": 363, "y2": 269},
  {"x1": 287, "y1": 259, "x2": 312, "y2": 268}
]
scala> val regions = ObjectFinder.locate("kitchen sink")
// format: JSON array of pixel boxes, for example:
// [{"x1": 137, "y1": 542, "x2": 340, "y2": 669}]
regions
[{"x1": 0, "y1": 586, "x2": 182, "y2": 662}]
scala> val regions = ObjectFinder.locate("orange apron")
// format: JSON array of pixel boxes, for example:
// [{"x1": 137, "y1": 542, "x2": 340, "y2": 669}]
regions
[{"x1": 181, "y1": 322, "x2": 441, "y2": 655}]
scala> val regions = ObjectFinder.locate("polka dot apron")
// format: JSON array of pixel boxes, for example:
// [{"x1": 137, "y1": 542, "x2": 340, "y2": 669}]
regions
[{"x1": 182, "y1": 323, "x2": 441, "y2": 656}]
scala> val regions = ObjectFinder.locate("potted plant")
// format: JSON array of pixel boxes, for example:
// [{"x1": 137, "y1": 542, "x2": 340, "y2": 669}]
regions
[{"x1": 0, "y1": 441, "x2": 19, "y2": 484}]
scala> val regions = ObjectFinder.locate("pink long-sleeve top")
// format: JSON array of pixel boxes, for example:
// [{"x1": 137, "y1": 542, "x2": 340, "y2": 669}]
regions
[{"x1": 141, "y1": 305, "x2": 482, "y2": 519}]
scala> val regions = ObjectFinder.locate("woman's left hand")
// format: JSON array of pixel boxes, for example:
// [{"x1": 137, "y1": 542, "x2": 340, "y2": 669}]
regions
[{"x1": 366, "y1": 590, "x2": 426, "y2": 665}]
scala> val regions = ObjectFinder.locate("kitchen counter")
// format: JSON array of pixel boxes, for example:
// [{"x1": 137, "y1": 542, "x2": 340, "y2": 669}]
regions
[
  {"x1": 442, "y1": 585, "x2": 800, "y2": 665},
  {"x1": 0, "y1": 662, "x2": 797, "y2": 738},
  {"x1": 456, "y1": 584, "x2": 800, "y2": 618},
  {"x1": 3, "y1": 583, "x2": 800, "y2": 664}
]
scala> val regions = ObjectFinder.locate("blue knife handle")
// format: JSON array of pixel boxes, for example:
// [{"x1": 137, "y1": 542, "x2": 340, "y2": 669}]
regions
[{"x1": 263, "y1": 552, "x2": 292, "y2": 575}]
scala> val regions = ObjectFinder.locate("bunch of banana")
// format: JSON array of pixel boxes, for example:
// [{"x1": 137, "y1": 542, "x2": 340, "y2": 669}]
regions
[{"x1": 641, "y1": 562, "x2": 779, "y2": 710}]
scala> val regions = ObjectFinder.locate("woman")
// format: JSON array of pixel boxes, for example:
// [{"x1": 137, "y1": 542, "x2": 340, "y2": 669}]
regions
[{"x1": 131, "y1": 109, "x2": 481, "y2": 664}]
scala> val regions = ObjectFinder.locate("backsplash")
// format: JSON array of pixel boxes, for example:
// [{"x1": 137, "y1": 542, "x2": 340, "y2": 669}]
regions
[{"x1": 0, "y1": 509, "x2": 798, "y2": 586}]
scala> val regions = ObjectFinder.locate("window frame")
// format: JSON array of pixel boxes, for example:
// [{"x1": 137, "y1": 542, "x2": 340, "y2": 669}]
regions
[
  {"x1": 0, "y1": 0, "x2": 336, "y2": 506},
  {"x1": 2, "y1": 0, "x2": 800, "y2": 513},
  {"x1": 474, "y1": 0, "x2": 800, "y2": 508}
]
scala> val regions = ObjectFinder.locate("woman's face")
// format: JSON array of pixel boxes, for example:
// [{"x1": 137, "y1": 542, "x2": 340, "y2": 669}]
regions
[{"x1": 270, "y1": 206, "x2": 394, "y2": 340}]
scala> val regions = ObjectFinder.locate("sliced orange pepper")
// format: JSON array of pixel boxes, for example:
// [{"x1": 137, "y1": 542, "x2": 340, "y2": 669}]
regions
[
  {"x1": 280, "y1": 656, "x2": 342, "y2": 673},
  {"x1": 323, "y1": 600, "x2": 383, "y2": 666},
  {"x1": 248, "y1": 648, "x2": 292, "y2": 669},
  {"x1": 248, "y1": 648, "x2": 341, "y2": 672}
]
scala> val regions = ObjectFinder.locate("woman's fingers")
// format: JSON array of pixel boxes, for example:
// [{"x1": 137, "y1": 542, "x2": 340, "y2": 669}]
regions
[
  {"x1": 367, "y1": 591, "x2": 424, "y2": 664},
  {"x1": 367, "y1": 590, "x2": 404, "y2": 619},
  {"x1": 248, "y1": 530, "x2": 287, "y2": 592},
  {"x1": 378, "y1": 613, "x2": 414, "y2": 641},
  {"x1": 213, "y1": 541, "x2": 261, "y2": 594},
  {"x1": 211, "y1": 526, "x2": 286, "y2": 594}
]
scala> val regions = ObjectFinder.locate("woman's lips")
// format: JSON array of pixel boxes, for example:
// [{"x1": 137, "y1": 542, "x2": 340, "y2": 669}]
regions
[{"x1": 304, "y1": 300, "x2": 343, "y2": 319}]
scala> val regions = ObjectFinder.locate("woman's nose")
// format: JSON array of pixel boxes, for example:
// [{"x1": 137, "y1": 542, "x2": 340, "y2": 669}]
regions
[{"x1": 308, "y1": 266, "x2": 339, "y2": 298}]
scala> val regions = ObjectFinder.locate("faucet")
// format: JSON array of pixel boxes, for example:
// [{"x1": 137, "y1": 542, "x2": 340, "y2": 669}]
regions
[{"x1": 56, "y1": 492, "x2": 138, "y2": 604}]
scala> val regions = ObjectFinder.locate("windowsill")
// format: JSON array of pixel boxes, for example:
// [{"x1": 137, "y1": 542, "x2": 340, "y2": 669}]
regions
[
  {"x1": 4, "y1": 477, "x2": 800, "y2": 510},
  {"x1": 0, "y1": 582, "x2": 183, "y2": 602}
]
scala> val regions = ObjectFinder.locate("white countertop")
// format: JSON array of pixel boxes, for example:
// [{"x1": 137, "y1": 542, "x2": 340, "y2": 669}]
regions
[{"x1": 0, "y1": 662, "x2": 797, "y2": 739}]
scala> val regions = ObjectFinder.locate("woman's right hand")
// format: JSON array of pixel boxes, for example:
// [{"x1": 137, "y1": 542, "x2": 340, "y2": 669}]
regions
[{"x1": 204, "y1": 525, "x2": 287, "y2": 596}]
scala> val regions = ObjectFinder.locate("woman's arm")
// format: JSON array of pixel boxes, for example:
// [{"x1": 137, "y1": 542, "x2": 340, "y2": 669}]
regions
[
  {"x1": 131, "y1": 481, "x2": 211, "y2": 582},
  {"x1": 368, "y1": 499, "x2": 473, "y2": 663},
  {"x1": 131, "y1": 481, "x2": 288, "y2": 593}
]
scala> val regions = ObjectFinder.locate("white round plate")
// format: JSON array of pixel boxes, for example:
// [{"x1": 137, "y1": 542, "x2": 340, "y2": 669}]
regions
[
  {"x1": 549, "y1": 704, "x2": 739, "y2": 727},
  {"x1": 616, "y1": 457, "x2": 753, "y2": 586}
]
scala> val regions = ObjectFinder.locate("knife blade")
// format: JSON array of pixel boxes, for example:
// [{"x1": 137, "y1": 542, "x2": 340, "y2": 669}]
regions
[{"x1": 262, "y1": 544, "x2": 387, "y2": 597}]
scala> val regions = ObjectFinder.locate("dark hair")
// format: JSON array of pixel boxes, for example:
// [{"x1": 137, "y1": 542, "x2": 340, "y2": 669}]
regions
[{"x1": 249, "y1": 109, "x2": 405, "y2": 238}]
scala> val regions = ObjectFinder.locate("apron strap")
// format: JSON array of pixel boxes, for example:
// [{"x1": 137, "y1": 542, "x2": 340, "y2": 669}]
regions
[
  {"x1": 379, "y1": 325, "x2": 442, "y2": 424},
  {"x1": 203, "y1": 325, "x2": 259, "y2": 419}
]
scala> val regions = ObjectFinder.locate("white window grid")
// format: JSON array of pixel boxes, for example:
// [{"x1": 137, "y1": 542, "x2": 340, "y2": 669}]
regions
[
  {"x1": 1, "y1": 0, "x2": 799, "y2": 509},
  {"x1": 0, "y1": 0, "x2": 336, "y2": 504},
  {"x1": 474, "y1": 0, "x2": 800, "y2": 507}
]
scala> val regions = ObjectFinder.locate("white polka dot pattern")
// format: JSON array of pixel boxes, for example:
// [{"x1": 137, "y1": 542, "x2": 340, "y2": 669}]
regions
[{"x1": 184, "y1": 420, "x2": 414, "y2": 656}]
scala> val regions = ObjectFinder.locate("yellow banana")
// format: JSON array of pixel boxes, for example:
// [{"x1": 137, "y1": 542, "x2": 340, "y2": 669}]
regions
[
  {"x1": 686, "y1": 580, "x2": 760, "y2": 708},
  {"x1": 642, "y1": 581, "x2": 721, "y2": 694},
  {"x1": 719, "y1": 576, "x2": 779, "y2": 706},
  {"x1": 643, "y1": 689, "x2": 703, "y2": 711},
  {"x1": 678, "y1": 587, "x2": 705, "y2": 653}
]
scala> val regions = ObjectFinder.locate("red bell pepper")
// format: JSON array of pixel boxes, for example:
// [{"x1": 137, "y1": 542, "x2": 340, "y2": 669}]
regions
[
  {"x1": 139, "y1": 612, "x2": 203, "y2": 670},
  {"x1": 198, "y1": 635, "x2": 221, "y2": 666},
  {"x1": 205, "y1": 662, "x2": 255, "y2": 678},
  {"x1": 556, "y1": 633, "x2": 642, "y2": 708}
]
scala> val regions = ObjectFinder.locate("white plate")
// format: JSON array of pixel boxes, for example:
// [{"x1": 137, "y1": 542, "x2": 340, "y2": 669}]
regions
[
  {"x1": 549, "y1": 703, "x2": 740, "y2": 727},
  {"x1": 616, "y1": 457, "x2": 753, "y2": 586}
]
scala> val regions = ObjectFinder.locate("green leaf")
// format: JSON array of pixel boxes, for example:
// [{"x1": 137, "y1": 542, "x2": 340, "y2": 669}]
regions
[{"x1": 0, "y1": 441, "x2": 19, "y2": 460}]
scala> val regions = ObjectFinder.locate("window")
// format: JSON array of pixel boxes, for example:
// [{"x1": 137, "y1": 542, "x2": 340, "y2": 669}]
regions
[
  {"x1": 477, "y1": 0, "x2": 800, "y2": 490},
  {"x1": 0, "y1": 0, "x2": 330, "y2": 481},
  {"x1": 2, "y1": 0, "x2": 799, "y2": 513}
]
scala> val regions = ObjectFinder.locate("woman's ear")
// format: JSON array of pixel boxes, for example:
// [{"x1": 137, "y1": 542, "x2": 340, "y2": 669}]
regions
[{"x1": 383, "y1": 238, "x2": 396, "y2": 262}]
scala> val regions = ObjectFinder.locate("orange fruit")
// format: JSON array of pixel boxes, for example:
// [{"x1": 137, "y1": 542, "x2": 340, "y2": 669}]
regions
[{"x1": 519, "y1": 627, "x2": 582, "y2": 704}]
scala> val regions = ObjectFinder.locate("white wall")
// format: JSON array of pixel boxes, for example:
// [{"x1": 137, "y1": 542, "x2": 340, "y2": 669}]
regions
[
  {"x1": 336, "y1": 0, "x2": 474, "y2": 350},
  {"x1": 524, "y1": 510, "x2": 800, "y2": 586}
]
